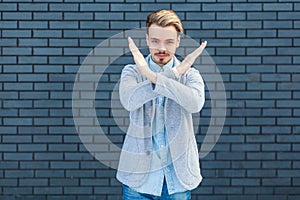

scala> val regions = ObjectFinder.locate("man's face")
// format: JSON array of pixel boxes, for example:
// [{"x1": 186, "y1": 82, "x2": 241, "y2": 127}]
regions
[{"x1": 146, "y1": 24, "x2": 180, "y2": 66}]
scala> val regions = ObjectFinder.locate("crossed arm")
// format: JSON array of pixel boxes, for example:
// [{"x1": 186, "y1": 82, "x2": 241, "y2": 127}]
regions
[
  {"x1": 119, "y1": 37, "x2": 206, "y2": 113},
  {"x1": 128, "y1": 37, "x2": 207, "y2": 84}
]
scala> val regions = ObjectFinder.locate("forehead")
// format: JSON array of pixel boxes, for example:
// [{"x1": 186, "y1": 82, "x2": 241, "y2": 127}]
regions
[{"x1": 148, "y1": 24, "x2": 178, "y2": 40}]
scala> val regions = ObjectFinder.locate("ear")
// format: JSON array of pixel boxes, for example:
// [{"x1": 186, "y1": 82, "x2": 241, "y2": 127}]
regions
[{"x1": 146, "y1": 34, "x2": 150, "y2": 46}]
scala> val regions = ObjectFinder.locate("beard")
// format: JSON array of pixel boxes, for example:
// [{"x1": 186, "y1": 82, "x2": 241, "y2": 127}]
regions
[{"x1": 154, "y1": 51, "x2": 171, "y2": 66}]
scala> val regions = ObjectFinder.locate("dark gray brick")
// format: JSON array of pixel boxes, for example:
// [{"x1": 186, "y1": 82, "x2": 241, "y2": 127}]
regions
[
  {"x1": 19, "y1": 3, "x2": 48, "y2": 11},
  {"x1": 19, "y1": 38, "x2": 48, "y2": 47},
  {"x1": 0, "y1": 3, "x2": 17, "y2": 11},
  {"x1": 248, "y1": 12, "x2": 277, "y2": 20},
  {"x1": 0, "y1": 38, "x2": 17, "y2": 46},
  {"x1": 4, "y1": 118, "x2": 33, "y2": 126},
  {"x1": 0, "y1": 21, "x2": 18, "y2": 29},
  {"x1": 80, "y1": 21, "x2": 109, "y2": 29},
  {"x1": 18, "y1": 144, "x2": 47, "y2": 152},
  {"x1": 95, "y1": 12, "x2": 124, "y2": 21},
  {"x1": 19, "y1": 21, "x2": 48, "y2": 29},
  {"x1": 172, "y1": 3, "x2": 201, "y2": 11},
  {"x1": 247, "y1": 47, "x2": 276, "y2": 55},
  {"x1": 3, "y1": 187, "x2": 33, "y2": 195},
  {"x1": 203, "y1": 21, "x2": 231, "y2": 30},
  {"x1": 263, "y1": 161, "x2": 291, "y2": 169},
  {"x1": 34, "y1": 12, "x2": 63, "y2": 20},
  {"x1": 262, "y1": 178, "x2": 291, "y2": 186},
  {"x1": 231, "y1": 161, "x2": 261, "y2": 169},
  {"x1": 4, "y1": 153, "x2": 33, "y2": 161},
  {"x1": 263, "y1": 56, "x2": 291, "y2": 64},
  {"x1": 0, "y1": 179, "x2": 18, "y2": 187},
  {"x1": 244, "y1": 187, "x2": 273, "y2": 195},
  {"x1": 2, "y1": 47, "x2": 32, "y2": 55},
  {"x1": 278, "y1": 30, "x2": 300, "y2": 37},
  {"x1": 217, "y1": 30, "x2": 246, "y2": 38},
  {"x1": 247, "y1": 169, "x2": 276, "y2": 177},
  {"x1": 50, "y1": 178, "x2": 79, "y2": 186},
  {"x1": 110, "y1": 21, "x2": 140, "y2": 29},
  {"x1": 214, "y1": 187, "x2": 243, "y2": 194},
  {"x1": 34, "y1": 83, "x2": 64, "y2": 91},
  {"x1": 263, "y1": 38, "x2": 292, "y2": 46},
  {"x1": 49, "y1": 3, "x2": 79, "y2": 11},
  {"x1": 33, "y1": 135, "x2": 62, "y2": 143},
  {"x1": 34, "y1": 187, "x2": 63, "y2": 195},
  {"x1": 0, "y1": 144, "x2": 17, "y2": 152},
  {"x1": 263, "y1": 109, "x2": 292, "y2": 116},
  {"x1": 111, "y1": 3, "x2": 140, "y2": 11},
  {"x1": 263, "y1": 3, "x2": 293, "y2": 11},
  {"x1": 278, "y1": 47, "x2": 300, "y2": 55},
  {"x1": 64, "y1": 187, "x2": 93, "y2": 195},
  {"x1": 20, "y1": 161, "x2": 49, "y2": 169},
  {"x1": 264, "y1": 20, "x2": 293, "y2": 29},
  {"x1": 50, "y1": 21, "x2": 78, "y2": 29},
  {"x1": 34, "y1": 153, "x2": 63, "y2": 160},
  {"x1": 232, "y1": 178, "x2": 260, "y2": 186},
  {"x1": 80, "y1": 3, "x2": 109, "y2": 11},
  {"x1": 3, "y1": 12, "x2": 32, "y2": 20},
  {"x1": 35, "y1": 170, "x2": 64, "y2": 178},
  {"x1": 142, "y1": 4, "x2": 174, "y2": 12},
  {"x1": 186, "y1": 12, "x2": 215, "y2": 20},
  {"x1": 66, "y1": 170, "x2": 95, "y2": 178},
  {"x1": 248, "y1": 30, "x2": 277, "y2": 38},
  {"x1": 33, "y1": 48, "x2": 62, "y2": 56},
  {"x1": 33, "y1": 30, "x2": 62, "y2": 38},
  {"x1": 203, "y1": 3, "x2": 231, "y2": 11},
  {"x1": 233, "y1": 3, "x2": 262, "y2": 11},
  {"x1": 217, "y1": 12, "x2": 246, "y2": 20},
  {"x1": 19, "y1": 178, "x2": 48, "y2": 186},
  {"x1": 49, "y1": 144, "x2": 78, "y2": 152},
  {"x1": 18, "y1": 56, "x2": 47, "y2": 64},
  {"x1": 233, "y1": 21, "x2": 262, "y2": 29},
  {"x1": 95, "y1": 187, "x2": 122, "y2": 194},
  {"x1": 64, "y1": 13, "x2": 93, "y2": 20},
  {"x1": 34, "y1": 100, "x2": 63, "y2": 108},
  {"x1": 50, "y1": 161, "x2": 79, "y2": 169}
]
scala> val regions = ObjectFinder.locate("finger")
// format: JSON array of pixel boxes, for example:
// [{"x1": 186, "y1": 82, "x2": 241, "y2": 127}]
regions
[
  {"x1": 190, "y1": 41, "x2": 207, "y2": 58},
  {"x1": 182, "y1": 41, "x2": 206, "y2": 67},
  {"x1": 128, "y1": 37, "x2": 139, "y2": 53}
]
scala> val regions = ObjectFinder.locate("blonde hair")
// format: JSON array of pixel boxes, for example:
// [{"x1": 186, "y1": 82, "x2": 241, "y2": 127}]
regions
[{"x1": 146, "y1": 10, "x2": 184, "y2": 34}]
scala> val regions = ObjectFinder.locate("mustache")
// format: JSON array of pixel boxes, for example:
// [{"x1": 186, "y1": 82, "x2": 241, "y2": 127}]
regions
[{"x1": 155, "y1": 52, "x2": 169, "y2": 55}]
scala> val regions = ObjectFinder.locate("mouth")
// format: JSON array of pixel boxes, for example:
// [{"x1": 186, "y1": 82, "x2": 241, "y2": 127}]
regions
[{"x1": 156, "y1": 54, "x2": 168, "y2": 60}]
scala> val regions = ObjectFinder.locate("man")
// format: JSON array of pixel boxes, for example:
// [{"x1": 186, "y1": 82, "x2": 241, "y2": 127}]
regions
[{"x1": 117, "y1": 9, "x2": 207, "y2": 199}]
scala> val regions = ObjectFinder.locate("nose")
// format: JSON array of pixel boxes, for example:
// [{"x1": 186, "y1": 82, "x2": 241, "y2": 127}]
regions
[{"x1": 158, "y1": 43, "x2": 166, "y2": 51}]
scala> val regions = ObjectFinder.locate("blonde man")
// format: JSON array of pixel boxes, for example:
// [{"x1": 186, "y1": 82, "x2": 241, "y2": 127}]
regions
[{"x1": 117, "y1": 10, "x2": 207, "y2": 200}]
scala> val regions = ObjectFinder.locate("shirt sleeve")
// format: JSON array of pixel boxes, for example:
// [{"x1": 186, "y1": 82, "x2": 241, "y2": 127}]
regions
[
  {"x1": 119, "y1": 64, "x2": 159, "y2": 111},
  {"x1": 153, "y1": 67, "x2": 205, "y2": 113}
]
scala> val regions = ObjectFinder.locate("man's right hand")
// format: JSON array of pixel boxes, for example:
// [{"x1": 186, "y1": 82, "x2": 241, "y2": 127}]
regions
[{"x1": 128, "y1": 37, "x2": 157, "y2": 83}]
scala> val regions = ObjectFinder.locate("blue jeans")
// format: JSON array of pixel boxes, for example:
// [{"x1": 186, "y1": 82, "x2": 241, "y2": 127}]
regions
[{"x1": 122, "y1": 182, "x2": 191, "y2": 200}]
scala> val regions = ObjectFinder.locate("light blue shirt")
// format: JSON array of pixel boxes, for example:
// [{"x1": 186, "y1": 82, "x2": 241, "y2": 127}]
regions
[{"x1": 132, "y1": 56, "x2": 187, "y2": 196}]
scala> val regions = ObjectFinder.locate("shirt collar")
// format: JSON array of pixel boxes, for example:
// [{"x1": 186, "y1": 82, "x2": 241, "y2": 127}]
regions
[{"x1": 147, "y1": 54, "x2": 174, "y2": 72}]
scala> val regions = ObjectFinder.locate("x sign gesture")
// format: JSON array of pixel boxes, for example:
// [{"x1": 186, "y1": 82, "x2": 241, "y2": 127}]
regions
[{"x1": 128, "y1": 37, "x2": 207, "y2": 83}]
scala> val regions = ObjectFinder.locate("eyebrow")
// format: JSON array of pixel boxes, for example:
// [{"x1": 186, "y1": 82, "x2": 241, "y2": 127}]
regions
[{"x1": 150, "y1": 38, "x2": 175, "y2": 42}]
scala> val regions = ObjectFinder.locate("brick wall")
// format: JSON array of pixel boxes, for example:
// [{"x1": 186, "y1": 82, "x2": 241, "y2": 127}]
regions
[{"x1": 0, "y1": 0, "x2": 299, "y2": 199}]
